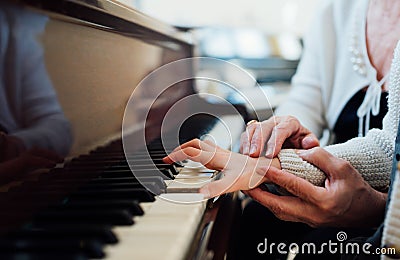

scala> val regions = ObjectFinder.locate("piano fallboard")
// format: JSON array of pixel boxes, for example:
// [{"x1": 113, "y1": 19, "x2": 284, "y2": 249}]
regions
[{"x1": 1, "y1": 1, "x2": 248, "y2": 259}]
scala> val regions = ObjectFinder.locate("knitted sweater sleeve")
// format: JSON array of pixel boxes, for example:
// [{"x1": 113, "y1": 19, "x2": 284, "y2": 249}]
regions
[{"x1": 277, "y1": 40, "x2": 400, "y2": 191}]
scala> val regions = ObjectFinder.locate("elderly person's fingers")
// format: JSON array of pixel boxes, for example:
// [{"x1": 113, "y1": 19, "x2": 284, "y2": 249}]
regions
[
  {"x1": 239, "y1": 132, "x2": 247, "y2": 154},
  {"x1": 300, "y1": 135, "x2": 320, "y2": 149},
  {"x1": 265, "y1": 116, "x2": 319, "y2": 158},
  {"x1": 241, "y1": 118, "x2": 277, "y2": 157},
  {"x1": 246, "y1": 187, "x2": 311, "y2": 223},
  {"x1": 265, "y1": 166, "x2": 323, "y2": 203},
  {"x1": 247, "y1": 149, "x2": 387, "y2": 227},
  {"x1": 298, "y1": 147, "x2": 354, "y2": 181},
  {"x1": 240, "y1": 116, "x2": 319, "y2": 159},
  {"x1": 248, "y1": 122, "x2": 272, "y2": 157},
  {"x1": 240, "y1": 122, "x2": 259, "y2": 155}
]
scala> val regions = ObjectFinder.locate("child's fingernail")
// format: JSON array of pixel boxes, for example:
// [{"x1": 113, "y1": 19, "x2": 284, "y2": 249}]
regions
[
  {"x1": 249, "y1": 145, "x2": 257, "y2": 155},
  {"x1": 265, "y1": 148, "x2": 273, "y2": 158}
]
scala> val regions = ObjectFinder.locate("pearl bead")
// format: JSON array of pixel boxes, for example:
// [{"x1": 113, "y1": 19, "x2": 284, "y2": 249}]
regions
[
  {"x1": 358, "y1": 67, "x2": 367, "y2": 76},
  {"x1": 349, "y1": 17, "x2": 367, "y2": 77}
]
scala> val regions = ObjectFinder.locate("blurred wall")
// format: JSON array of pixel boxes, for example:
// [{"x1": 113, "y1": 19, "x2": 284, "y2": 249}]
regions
[{"x1": 118, "y1": 0, "x2": 321, "y2": 36}]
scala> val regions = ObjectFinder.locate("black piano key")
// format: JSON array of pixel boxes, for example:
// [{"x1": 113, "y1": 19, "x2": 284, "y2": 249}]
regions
[
  {"x1": 69, "y1": 176, "x2": 166, "y2": 189},
  {"x1": 55, "y1": 199, "x2": 144, "y2": 216},
  {"x1": 172, "y1": 161, "x2": 184, "y2": 167},
  {"x1": 34, "y1": 209, "x2": 134, "y2": 226},
  {"x1": 80, "y1": 181, "x2": 148, "y2": 189},
  {"x1": 2, "y1": 139, "x2": 186, "y2": 255},
  {"x1": 162, "y1": 164, "x2": 179, "y2": 174},
  {"x1": 74, "y1": 154, "x2": 125, "y2": 161},
  {"x1": 10, "y1": 225, "x2": 118, "y2": 244},
  {"x1": 89, "y1": 149, "x2": 124, "y2": 155},
  {"x1": 8, "y1": 183, "x2": 79, "y2": 193},
  {"x1": 79, "y1": 182, "x2": 163, "y2": 194},
  {"x1": 53, "y1": 177, "x2": 138, "y2": 184},
  {"x1": 130, "y1": 158, "x2": 183, "y2": 167},
  {"x1": 128, "y1": 156, "x2": 166, "y2": 162},
  {"x1": 0, "y1": 238, "x2": 105, "y2": 258},
  {"x1": 69, "y1": 188, "x2": 155, "y2": 202},
  {"x1": 158, "y1": 168, "x2": 176, "y2": 179},
  {"x1": 92, "y1": 176, "x2": 166, "y2": 188},
  {"x1": 130, "y1": 166, "x2": 178, "y2": 178},
  {"x1": 133, "y1": 168, "x2": 174, "y2": 180},
  {"x1": 100, "y1": 168, "x2": 174, "y2": 181},
  {"x1": 146, "y1": 143, "x2": 165, "y2": 150},
  {"x1": 129, "y1": 158, "x2": 162, "y2": 164},
  {"x1": 49, "y1": 170, "x2": 101, "y2": 180},
  {"x1": 12, "y1": 181, "x2": 163, "y2": 194},
  {"x1": 0, "y1": 252, "x2": 87, "y2": 260},
  {"x1": 132, "y1": 152, "x2": 167, "y2": 158},
  {"x1": 65, "y1": 164, "x2": 112, "y2": 170},
  {"x1": 129, "y1": 163, "x2": 179, "y2": 175},
  {"x1": 100, "y1": 169, "x2": 132, "y2": 178},
  {"x1": 127, "y1": 154, "x2": 161, "y2": 159},
  {"x1": 68, "y1": 159, "x2": 124, "y2": 167}
]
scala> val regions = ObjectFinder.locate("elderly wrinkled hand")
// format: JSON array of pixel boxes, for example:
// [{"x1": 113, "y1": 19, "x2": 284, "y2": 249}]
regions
[
  {"x1": 245, "y1": 147, "x2": 387, "y2": 228},
  {"x1": 240, "y1": 116, "x2": 319, "y2": 158},
  {"x1": 163, "y1": 139, "x2": 280, "y2": 198}
]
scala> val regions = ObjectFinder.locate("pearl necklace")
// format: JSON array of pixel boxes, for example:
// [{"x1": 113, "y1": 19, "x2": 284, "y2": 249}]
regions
[{"x1": 349, "y1": 12, "x2": 367, "y2": 76}]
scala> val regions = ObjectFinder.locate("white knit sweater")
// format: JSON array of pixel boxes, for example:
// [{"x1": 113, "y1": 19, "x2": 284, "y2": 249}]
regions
[{"x1": 278, "y1": 40, "x2": 400, "y2": 258}]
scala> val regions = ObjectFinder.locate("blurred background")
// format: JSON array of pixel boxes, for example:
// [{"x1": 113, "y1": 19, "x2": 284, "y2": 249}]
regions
[
  {"x1": 118, "y1": 0, "x2": 319, "y2": 36},
  {"x1": 116, "y1": 0, "x2": 321, "y2": 120}
]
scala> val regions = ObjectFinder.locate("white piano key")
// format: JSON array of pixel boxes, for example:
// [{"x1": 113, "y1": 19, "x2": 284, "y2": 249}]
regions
[
  {"x1": 176, "y1": 168, "x2": 215, "y2": 178},
  {"x1": 159, "y1": 193, "x2": 205, "y2": 202},
  {"x1": 183, "y1": 160, "x2": 205, "y2": 169},
  {"x1": 104, "y1": 194, "x2": 207, "y2": 260},
  {"x1": 166, "y1": 178, "x2": 212, "y2": 193}
]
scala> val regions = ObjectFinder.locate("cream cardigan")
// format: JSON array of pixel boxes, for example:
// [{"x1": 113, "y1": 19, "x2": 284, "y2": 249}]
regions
[
  {"x1": 278, "y1": 38, "x2": 400, "y2": 260},
  {"x1": 275, "y1": 0, "x2": 384, "y2": 141}
]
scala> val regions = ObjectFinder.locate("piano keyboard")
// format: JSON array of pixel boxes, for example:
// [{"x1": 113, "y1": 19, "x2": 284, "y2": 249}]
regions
[
  {"x1": 104, "y1": 194, "x2": 206, "y2": 260},
  {"x1": 0, "y1": 115, "x2": 244, "y2": 260}
]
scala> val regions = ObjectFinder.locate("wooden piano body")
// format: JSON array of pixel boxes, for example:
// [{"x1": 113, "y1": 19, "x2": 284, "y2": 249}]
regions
[{"x1": 1, "y1": 0, "x2": 246, "y2": 259}]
